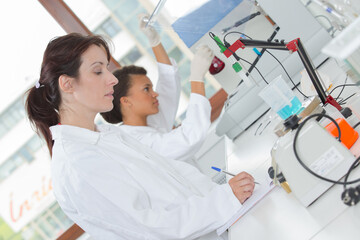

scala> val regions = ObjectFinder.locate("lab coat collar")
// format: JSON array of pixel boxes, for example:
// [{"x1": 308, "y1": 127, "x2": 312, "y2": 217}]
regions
[{"x1": 50, "y1": 124, "x2": 112, "y2": 145}]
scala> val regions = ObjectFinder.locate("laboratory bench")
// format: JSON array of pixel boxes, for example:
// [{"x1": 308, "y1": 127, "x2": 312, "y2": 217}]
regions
[{"x1": 225, "y1": 107, "x2": 360, "y2": 240}]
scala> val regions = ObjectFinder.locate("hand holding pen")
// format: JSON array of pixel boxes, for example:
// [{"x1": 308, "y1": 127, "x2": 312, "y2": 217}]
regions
[
  {"x1": 212, "y1": 166, "x2": 257, "y2": 204},
  {"x1": 211, "y1": 166, "x2": 260, "y2": 184}
]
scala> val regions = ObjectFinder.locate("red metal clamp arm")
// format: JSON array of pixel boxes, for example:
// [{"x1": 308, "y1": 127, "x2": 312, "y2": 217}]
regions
[
  {"x1": 286, "y1": 38, "x2": 300, "y2": 53},
  {"x1": 223, "y1": 39, "x2": 245, "y2": 58}
]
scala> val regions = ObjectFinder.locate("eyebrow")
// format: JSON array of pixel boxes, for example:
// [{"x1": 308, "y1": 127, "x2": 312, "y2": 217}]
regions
[
  {"x1": 143, "y1": 83, "x2": 153, "y2": 87},
  {"x1": 90, "y1": 61, "x2": 110, "y2": 67}
]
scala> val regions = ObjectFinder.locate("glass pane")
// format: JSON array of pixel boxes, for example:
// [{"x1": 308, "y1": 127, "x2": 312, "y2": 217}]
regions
[
  {"x1": 45, "y1": 215, "x2": 61, "y2": 233},
  {"x1": 101, "y1": 17, "x2": 122, "y2": 38},
  {"x1": 37, "y1": 221, "x2": 53, "y2": 238},
  {"x1": 120, "y1": 47, "x2": 142, "y2": 65},
  {"x1": 160, "y1": 32, "x2": 174, "y2": 50},
  {"x1": 205, "y1": 79, "x2": 217, "y2": 98},
  {"x1": 19, "y1": 147, "x2": 34, "y2": 163},
  {"x1": 0, "y1": 119, "x2": 7, "y2": 138},
  {"x1": 113, "y1": 1, "x2": 140, "y2": 21},
  {"x1": 102, "y1": 0, "x2": 125, "y2": 8},
  {"x1": 168, "y1": 46, "x2": 184, "y2": 63},
  {"x1": 53, "y1": 205, "x2": 73, "y2": 228},
  {"x1": 179, "y1": 59, "x2": 191, "y2": 84},
  {"x1": 2, "y1": 111, "x2": 15, "y2": 128},
  {"x1": 27, "y1": 136, "x2": 42, "y2": 153},
  {"x1": 8, "y1": 106, "x2": 21, "y2": 122},
  {"x1": 0, "y1": 160, "x2": 13, "y2": 181},
  {"x1": 0, "y1": 1, "x2": 69, "y2": 239}
]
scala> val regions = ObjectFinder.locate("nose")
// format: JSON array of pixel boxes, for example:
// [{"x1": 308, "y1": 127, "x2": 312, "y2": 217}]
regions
[
  {"x1": 109, "y1": 72, "x2": 118, "y2": 86},
  {"x1": 152, "y1": 90, "x2": 159, "y2": 98}
]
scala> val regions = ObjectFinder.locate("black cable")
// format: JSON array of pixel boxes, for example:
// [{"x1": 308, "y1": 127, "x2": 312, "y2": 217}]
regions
[
  {"x1": 339, "y1": 93, "x2": 356, "y2": 105},
  {"x1": 222, "y1": 32, "x2": 268, "y2": 83},
  {"x1": 220, "y1": 32, "x2": 268, "y2": 83},
  {"x1": 315, "y1": 57, "x2": 330, "y2": 70},
  {"x1": 329, "y1": 75, "x2": 350, "y2": 101},
  {"x1": 209, "y1": 32, "x2": 269, "y2": 85},
  {"x1": 223, "y1": 31, "x2": 309, "y2": 99},
  {"x1": 265, "y1": 49, "x2": 309, "y2": 99},
  {"x1": 293, "y1": 113, "x2": 360, "y2": 185},
  {"x1": 238, "y1": 57, "x2": 268, "y2": 84},
  {"x1": 223, "y1": 31, "x2": 253, "y2": 41},
  {"x1": 343, "y1": 156, "x2": 360, "y2": 190},
  {"x1": 353, "y1": 121, "x2": 360, "y2": 129},
  {"x1": 329, "y1": 83, "x2": 357, "y2": 96}
]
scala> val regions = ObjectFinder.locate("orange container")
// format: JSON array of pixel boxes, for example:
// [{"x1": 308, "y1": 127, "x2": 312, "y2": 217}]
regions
[{"x1": 325, "y1": 118, "x2": 359, "y2": 149}]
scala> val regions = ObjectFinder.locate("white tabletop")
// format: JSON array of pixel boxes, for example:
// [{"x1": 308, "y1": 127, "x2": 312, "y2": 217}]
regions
[{"x1": 226, "y1": 111, "x2": 360, "y2": 240}]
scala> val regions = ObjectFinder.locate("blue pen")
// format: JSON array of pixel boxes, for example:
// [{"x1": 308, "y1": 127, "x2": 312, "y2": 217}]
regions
[{"x1": 211, "y1": 166, "x2": 260, "y2": 184}]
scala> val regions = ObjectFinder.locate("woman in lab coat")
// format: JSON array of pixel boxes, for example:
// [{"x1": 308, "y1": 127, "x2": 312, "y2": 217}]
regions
[
  {"x1": 25, "y1": 33, "x2": 255, "y2": 240},
  {"x1": 101, "y1": 15, "x2": 213, "y2": 162}
]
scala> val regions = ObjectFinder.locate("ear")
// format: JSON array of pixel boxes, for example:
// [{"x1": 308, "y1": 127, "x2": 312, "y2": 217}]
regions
[
  {"x1": 59, "y1": 74, "x2": 75, "y2": 93},
  {"x1": 120, "y1": 96, "x2": 131, "y2": 107}
]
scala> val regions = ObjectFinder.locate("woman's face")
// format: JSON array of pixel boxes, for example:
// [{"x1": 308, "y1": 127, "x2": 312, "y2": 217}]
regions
[
  {"x1": 124, "y1": 74, "x2": 159, "y2": 117},
  {"x1": 72, "y1": 45, "x2": 118, "y2": 114}
]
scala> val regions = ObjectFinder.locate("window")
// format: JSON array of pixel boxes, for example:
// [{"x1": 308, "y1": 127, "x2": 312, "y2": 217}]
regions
[
  {"x1": 19, "y1": 203, "x2": 73, "y2": 239},
  {"x1": 120, "y1": 47, "x2": 142, "y2": 65},
  {"x1": 0, "y1": 97, "x2": 26, "y2": 139},
  {"x1": 96, "y1": 17, "x2": 122, "y2": 38},
  {"x1": 113, "y1": 0, "x2": 140, "y2": 21},
  {"x1": 0, "y1": 135, "x2": 43, "y2": 182},
  {"x1": 169, "y1": 46, "x2": 185, "y2": 64}
]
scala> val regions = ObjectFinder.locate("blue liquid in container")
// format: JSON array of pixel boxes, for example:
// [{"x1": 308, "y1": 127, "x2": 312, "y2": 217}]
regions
[{"x1": 276, "y1": 96, "x2": 302, "y2": 120}]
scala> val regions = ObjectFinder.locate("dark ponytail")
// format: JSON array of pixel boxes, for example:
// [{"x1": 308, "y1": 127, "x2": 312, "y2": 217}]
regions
[
  {"x1": 101, "y1": 65, "x2": 147, "y2": 124},
  {"x1": 25, "y1": 33, "x2": 111, "y2": 156}
]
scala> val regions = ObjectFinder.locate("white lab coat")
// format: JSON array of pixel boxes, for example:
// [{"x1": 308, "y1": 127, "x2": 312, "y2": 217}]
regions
[
  {"x1": 50, "y1": 124, "x2": 242, "y2": 240},
  {"x1": 120, "y1": 93, "x2": 211, "y2": 162},
  {"x1": 146, "y1": 58, "x2": 181, "y2": 133},
  {"x1": 120, "y1": 58, "x2": 211, "y2": 163}
]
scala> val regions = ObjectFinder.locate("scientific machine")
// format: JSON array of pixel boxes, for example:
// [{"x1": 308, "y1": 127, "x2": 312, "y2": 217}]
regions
[
  {"x1": 272, "y1": 113, "x2": 356, "y2": 207},
  {"x1": 207, "y1": 0, "x2": 333, "y2": 139}
]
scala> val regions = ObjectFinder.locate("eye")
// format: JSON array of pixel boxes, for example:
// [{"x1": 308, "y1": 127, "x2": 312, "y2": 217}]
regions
[
  {"x1": 95, "y1": 71, "x2": 102, "y2": 75},
  {"x1": 144, "y1": 87, "x2": 149, "y2": 92}
]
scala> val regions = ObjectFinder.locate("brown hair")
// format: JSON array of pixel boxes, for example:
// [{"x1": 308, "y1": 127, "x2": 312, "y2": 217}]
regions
[
  {"x1": 25, "y1": 33, "x2": 111, "y2": 156},
  {"x1": 100, "y1": 65, "x2": 147, "y2": 124}
]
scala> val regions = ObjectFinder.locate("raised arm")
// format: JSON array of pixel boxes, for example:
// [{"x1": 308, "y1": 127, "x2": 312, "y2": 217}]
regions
[
  {"x1": 138, "y1": 13, "x2": 180, "y2": 131},
  {"x1": 189, "y1": 45, "x2": 214, "y2": 96},
  {"x1": 138, "y1": 13, "x2": 171, "y2": 65}
]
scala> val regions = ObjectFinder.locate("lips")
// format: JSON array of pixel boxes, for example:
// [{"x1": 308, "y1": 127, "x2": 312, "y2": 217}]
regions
[
  {"x1": 105, "y1": 91, "x2": 114, "y2": 97},
  {"x1": 154, "y1": 100, "x2": 159, "y2": 106}
]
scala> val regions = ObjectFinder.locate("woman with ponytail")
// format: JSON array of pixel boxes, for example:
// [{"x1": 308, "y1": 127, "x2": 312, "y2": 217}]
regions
[
  {"x1": 25, "y1": 33, "x2": 115, "y2": 156},
  {"x1": 25, "y1": 32, "x2": 255, "y2": 240}
]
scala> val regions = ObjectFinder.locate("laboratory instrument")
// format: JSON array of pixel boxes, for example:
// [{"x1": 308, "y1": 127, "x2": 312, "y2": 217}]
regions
[
  {"x1": 221, "y1": 11, "x2": 261, "y2": 34},
  {"x1": 144, "y1": 0, "x2": 167, "y2": 28},
  {"x1": 259, "y1": 75, "x2": 302, "y2": 120},
  {"x1": 213, "y1": 0, "x2": 332, "y2": 139},
  {"x1": 209, "y1": 56, "x2": 225, "y2": 75},
  {"x1": 272, "y1": 114, "x2": 356, "y2": 207}
]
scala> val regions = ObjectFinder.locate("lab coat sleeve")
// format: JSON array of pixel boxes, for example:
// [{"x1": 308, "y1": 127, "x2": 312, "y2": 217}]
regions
[
  {"x1": 67, "y1": 150, "x2": 242, "y2": 240},
  {"x1": 138, "y1": 93, "x2": 211, "y2": 162},
  {"x1": 147, "y1": 58, "x2": 181, "y2": 132}
]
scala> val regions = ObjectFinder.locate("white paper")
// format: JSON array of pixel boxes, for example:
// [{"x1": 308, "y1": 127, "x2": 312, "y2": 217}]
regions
[{"x1": 216, "y1": 165, "x2": 275, "y2": 235}]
